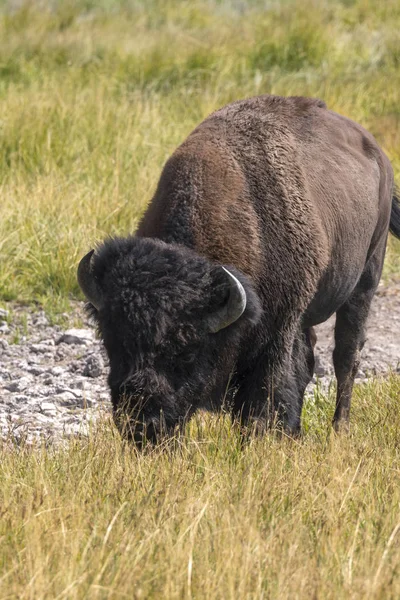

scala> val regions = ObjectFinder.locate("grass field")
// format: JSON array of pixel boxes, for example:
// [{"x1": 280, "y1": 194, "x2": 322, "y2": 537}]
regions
[
  {"x1": 1, "y1": 1, "x2": 400, "y2": 598},
  {"x1": 0, "y1": 0, "x2": 400, "y2": 312},
  {"x1": 1, "y1": 376, "x2": 400, "y2": 599}
]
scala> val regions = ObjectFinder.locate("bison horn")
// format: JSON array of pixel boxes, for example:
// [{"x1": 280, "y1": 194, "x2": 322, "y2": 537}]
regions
[
  {"x1": 77, "y1": 249, "x2": 103, "y2": 310},
  {"x1": 208, "y1": 267, "x2": 247, "y2": 333}
]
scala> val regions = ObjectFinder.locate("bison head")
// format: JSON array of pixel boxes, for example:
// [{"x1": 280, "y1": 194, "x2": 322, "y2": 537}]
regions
[{"x1": 78, "y1": 236, "x2": 261, "y2": 446}]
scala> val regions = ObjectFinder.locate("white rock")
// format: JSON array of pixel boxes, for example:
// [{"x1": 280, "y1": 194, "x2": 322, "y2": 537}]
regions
[
  {"x1": 53, "y1": 391, "x2": 78, "y2": 406},
  {"x1": 4, "y1": 377, "x2": 31, "y2": 393},
  {"x1": 69, "y1": 379, "x2": 86, "y2": 390},
  {"x1": 30, "y1": 343, "x2": 51, "y2": 354},
  {"x1": 14, "y1": 395, "x2": 30, "y2": 403},
  {"x1": 83, "y1": 354, "x2": 104, "y2": 378},
  {"x1": 55, "y1": 387, "x2": 83, "y2": 398},
  {"x1": 27, "y1": 366, "x2": 46, "y2": 376},
  {"x1": 40, "y1": 401, "x2": 58, "y2": 415},
  {"x1": 27, "y1": 355, "x2": 41, "y2": 364},
  {"x1": 16, "y1": 360, "x2": 29, "y2": 370},
  {"x1": 0, "y1": 322, "x2": 10, "y2": 334},
  {"x1": 50, "y1": 366, "x2": 66, "y2": 376},
  {"x1": 40, "y1": 338, "x2": 55, "y2": 346},
  {"x1": 33, "y1": 314, "x2": 49, "y2": 327},
  {"x1": 34, "y1": 413, "x2": 54, "y2": 424}
]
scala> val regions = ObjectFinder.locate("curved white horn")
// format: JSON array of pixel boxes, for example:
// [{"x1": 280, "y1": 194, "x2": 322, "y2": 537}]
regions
[{"x1": 208, "y1": 267, "x2": 247, "y2": 333}]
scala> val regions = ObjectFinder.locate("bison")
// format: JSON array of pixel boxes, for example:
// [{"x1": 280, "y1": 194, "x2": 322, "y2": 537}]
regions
[{"x1": 78, "y1": 94, "x2": 400, "y2": 445}]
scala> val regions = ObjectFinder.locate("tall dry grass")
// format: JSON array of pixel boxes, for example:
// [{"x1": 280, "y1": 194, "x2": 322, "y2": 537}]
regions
[{"x1": 1, "y1": 376, "x2": 400, "y2": 599}]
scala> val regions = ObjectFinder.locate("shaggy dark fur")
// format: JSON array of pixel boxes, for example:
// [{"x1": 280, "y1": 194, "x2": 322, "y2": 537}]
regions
[
  {"x1": 87, "y1": 236, "x2": 261, "y2": 443},
  {"x1": 390, "y1": 189, "x2": 400, "y2": 238},
  {"x1": 79, "y1": 94, "x2": 399, "y2": 444}
]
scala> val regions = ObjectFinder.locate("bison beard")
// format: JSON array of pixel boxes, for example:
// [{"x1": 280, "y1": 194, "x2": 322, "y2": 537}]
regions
[{"x1": 78, "y1": 94, "x2": 399, "y2": 445}]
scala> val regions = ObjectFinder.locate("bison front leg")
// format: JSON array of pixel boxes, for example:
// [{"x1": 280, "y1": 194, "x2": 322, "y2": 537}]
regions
[
  {"x1": 272, "y1": 328, "x2": 316, "y2": 435},
  {"x1": 332, "y1": 248, "x2": 384, "y2": 431},
  {"x1": 232, "y1": 328, "x2": 316, "y2": 435},
  {"x1": 231, "y1": 351, "x2": 274, "y2": 433}
]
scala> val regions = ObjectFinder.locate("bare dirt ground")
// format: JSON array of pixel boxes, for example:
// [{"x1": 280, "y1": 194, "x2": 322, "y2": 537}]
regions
[
  {"x1": 0, "y1": 281, "x2": 399, "y2": 443},
  {"x1": 314, "y1": 281, "x2": 400, "y2": 379}
]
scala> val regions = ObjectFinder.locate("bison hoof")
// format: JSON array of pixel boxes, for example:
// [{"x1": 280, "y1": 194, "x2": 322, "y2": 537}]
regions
[{"x1": 332, "y1": 418, "x2": 350, "y2": 434}]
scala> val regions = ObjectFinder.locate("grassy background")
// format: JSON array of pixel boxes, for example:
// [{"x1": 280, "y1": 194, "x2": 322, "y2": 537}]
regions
[
  {"x1": 0, "y1": 0, "x2": 400, "y2": 312},
  {"x1": 1, "y1": 375, "x2": 400, "y2": 599},
  {"x1": 1, "y1": 2, "x2": 400, "y2": 598}
]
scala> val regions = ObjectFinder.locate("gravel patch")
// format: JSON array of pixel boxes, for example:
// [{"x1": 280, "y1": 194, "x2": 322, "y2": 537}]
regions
[
  {"x1": 313, "y1": 282, "x2": 400, "y2": 381},
  {"x1": 0, "y1": 307, "x2": 110, "y2": 444},
  {"x1": 0, "y1": 283, "x2": 399, "y2": 443}
]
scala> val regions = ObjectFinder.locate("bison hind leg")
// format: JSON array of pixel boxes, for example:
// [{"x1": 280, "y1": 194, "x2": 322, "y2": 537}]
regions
[{"x1": 332, "y1": 246, "x2": 385, "y2": 431}]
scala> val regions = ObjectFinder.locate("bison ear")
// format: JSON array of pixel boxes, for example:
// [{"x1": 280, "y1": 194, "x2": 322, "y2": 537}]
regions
[
  {"x1": 77, "y1": 249, "x2": 103, "y2": 311},
  {"x1": 207, "y1": 267, "x2": 247, "y2": 333}
]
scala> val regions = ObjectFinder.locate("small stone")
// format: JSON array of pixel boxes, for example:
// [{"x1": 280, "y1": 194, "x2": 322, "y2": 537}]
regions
[
  {"x1": 33, "y1": 313, "x2": 49, "y2": 327},
  {"x1": 83, "y1": 354, "x2": 104, "y2": 378},
  {"x1": 40, "y1": 401, "x2": 58, "y2": 415},
  {"x1": 14, "y1": 395, "x2": 30, "y2": 403},
  {"x1": 27, "y1": 389, "x2": 48, "y2": 399},
  {"x1": 0, "y1": 308, "x2": 9, "y2": 319},
  {"x1": 55, "y1": 346, "x2": 74, "y2": 360},
  {"x1": 0, "y1": 322, "x2": 10, "y2": 334},
  {"x1": 34, "y1": 413, "x2": 54, "y2": 424},
  {"x1": 314, "y1": 355, "x2": 328, "y2": 377},
  {"x1": 30, "y1": 343, "x2": 51, "y2": 354},
  {"x1": 53, "y1": 391, "x2": 79, "y2": 406},
  {"x1": 4, "y1": 377, "x2": 31, "y2": 393},
  {"x1": 16, "y1": 360, "x2": 29, "y2": 370},
  {"x1": 27, "y1": 355, "x2": 41, "y2": 364},
  {"x1": 0, "y1": 338, "x2": 9, "y2": 350},
  {"x1": 27, "y1": 366, "x2": 46, "y2": 376},
  {"x1": 50, "y1": 366, "x2": 66, "y2": 377},
  {"x1": 39, "y1": 386, "x2": 57, "y2": 397},
  {"x1": 56, "y1": 387, "x2": 83, "y2": 398},
  {"x1": 70, "y1": 379, "x2": 85, "y2": 389},
  {"x1": 57, "y1": 329, "x2": 94, "y2": 346}
]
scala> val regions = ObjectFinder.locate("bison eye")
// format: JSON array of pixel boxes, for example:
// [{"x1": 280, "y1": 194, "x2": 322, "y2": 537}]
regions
[
  {"x1": 154, "y1": 347, "x2": 199, "y2": 379},
  {"x1": 168, "y1": 349, "x2": 198, "y2": 379},
  {"x1": 177, "y1": 352, "x2": 196, "y2": 366}
]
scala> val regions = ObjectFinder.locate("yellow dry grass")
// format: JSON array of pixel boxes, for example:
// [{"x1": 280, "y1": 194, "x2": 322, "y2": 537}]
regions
[{"x1": 1, "y1": 376, "x2": 400, "y2": 599}]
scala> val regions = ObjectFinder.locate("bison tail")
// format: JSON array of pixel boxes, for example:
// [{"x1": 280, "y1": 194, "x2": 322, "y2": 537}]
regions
[{"x1": 390, "y1": 189, "x2": 400, "y2": 239}]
